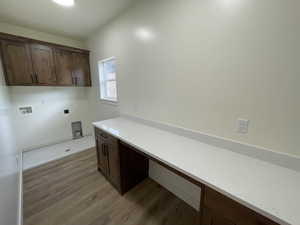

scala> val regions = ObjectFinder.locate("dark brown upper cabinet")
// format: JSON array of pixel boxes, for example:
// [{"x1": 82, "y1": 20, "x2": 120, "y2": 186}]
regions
[
  {"x1": 31, "y1": 44, "x2": 57, "y2": 85},
  {"x1": 0, "y1": 40, "x2": 34, "y2": 85},
  {"x1": 54, "y1": 49, "x2": 73, "y2": 86},
  {"x1": 72, "y1": 53, "x2": 91, "y2": 86},
  {"x1": 0, "y1": 32, "x2": 91, "y2": 87}
]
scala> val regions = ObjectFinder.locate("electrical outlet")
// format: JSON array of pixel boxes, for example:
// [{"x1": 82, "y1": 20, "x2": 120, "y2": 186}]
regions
[
  {"x1": 19, "y1": 106, "x2": 32, "y2": 115},
  {"x1": 237, "y1": 118, "x2": 249, "y2": 134}
]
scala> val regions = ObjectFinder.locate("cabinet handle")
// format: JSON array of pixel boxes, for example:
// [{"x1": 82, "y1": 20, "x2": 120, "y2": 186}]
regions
[
  {"x1": 71, "y1": 71, "x2": 75, "y2": 85},
  {"x1": 102, "y1": 144, "x2": 105, "y2": 156},
  {"x1": 100, "y1": 133, "x2": 107, "y2": 139},
  {"x1": 35, "y1": 73, "x2": 39, "y2": 83},
  {"x1": 105, "y1": 144, "x2": 110, "y2": 175},
  {"x1": 31, "y1": 74, "x2": 35, "y2": 83},
  {"x1": 106, "y1": 145, "x2": 109, "y2": 156},
  {"x1": 106, "y1": 145, "x2": 109, "y2": 157},
  {"x1": 52, "y1": 67, "x2": 57, "y2": 82},
  {"x1": 102, "y1": 144, "x2": 109, "y2": 157},
  {"x1": 72, "y1": 77, "x2": 77, "y2": 86}
]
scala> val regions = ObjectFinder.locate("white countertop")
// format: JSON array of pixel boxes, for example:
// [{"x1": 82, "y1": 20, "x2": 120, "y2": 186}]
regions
[{"x1": 93, "y1": 117, "x2": 300, "y2": 225}]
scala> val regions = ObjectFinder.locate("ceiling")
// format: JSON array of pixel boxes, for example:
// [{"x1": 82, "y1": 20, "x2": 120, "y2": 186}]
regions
[{"x1": 0, "y1": 0, "x2": 136, "y2": 40}]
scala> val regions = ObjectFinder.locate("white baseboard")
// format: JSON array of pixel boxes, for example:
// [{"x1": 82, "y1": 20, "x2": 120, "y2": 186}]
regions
[
  {"x1": 22, "y1": 134, "x2": 93, "y2": 153},
  {"x1": 17, "y1": 152, "x2": 23, "y2": 225}
]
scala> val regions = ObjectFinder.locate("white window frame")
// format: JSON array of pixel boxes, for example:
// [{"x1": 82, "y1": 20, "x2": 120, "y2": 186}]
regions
[{"x1": 98, "y1": 57, "x2": 118, "y2": 103}]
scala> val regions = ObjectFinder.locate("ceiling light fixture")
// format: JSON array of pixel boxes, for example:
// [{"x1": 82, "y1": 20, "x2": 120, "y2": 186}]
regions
[{"x1": 52, "y1": 0, "x2": 75, "y2": 7}]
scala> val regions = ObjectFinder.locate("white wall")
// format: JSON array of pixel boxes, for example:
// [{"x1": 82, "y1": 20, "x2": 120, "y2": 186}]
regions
[
  {"x1": 0, "y1": 54, "x2": 20, "y2": 225},
  {"x1": 0, "y1": 22, "x2": 86, "y2": 49},
  {"x1": 10, "y1": 87, "x2": 94, "y2": 151},
  {"x1": 87, "y1": 0, "x2": 300, "y2": 209},
  {"x1": 88, "y1": 0, "x2": 300, "y2": 158}
]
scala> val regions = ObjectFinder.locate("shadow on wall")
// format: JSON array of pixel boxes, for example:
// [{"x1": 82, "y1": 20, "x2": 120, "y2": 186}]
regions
[{"x1": 0, "y1": 59, "x2": 20, "y2": 225}]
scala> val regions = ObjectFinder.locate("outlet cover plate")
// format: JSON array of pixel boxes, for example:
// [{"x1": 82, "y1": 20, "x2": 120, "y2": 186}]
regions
[{"x1": 237, "y1": 118, "x2": 250, "y2": 134}]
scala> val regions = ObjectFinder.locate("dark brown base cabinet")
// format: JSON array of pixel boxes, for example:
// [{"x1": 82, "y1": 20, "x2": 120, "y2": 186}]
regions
[
  {"x1": 0, "y1": 32, "x2": 91, "y2": 87},
  {"x1": 95, "y1": 128, "x2": 149, "y2": 194},
  {"x1": 94, "y1": 132, "x2": 279, "y2": 225},
  {"x1": 200, "y1": 186, "x2": 279, "y2": 225}
]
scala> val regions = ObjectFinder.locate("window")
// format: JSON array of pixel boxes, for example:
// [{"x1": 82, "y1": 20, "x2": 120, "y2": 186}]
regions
[{"x1": 98, "y1": 58, "x2": 118, "y2": 102}]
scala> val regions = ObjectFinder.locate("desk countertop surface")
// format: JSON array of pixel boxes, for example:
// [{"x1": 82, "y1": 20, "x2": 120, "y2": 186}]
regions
[{"x1": 93, "y1": 117, "x2": 300, "y2": 225}]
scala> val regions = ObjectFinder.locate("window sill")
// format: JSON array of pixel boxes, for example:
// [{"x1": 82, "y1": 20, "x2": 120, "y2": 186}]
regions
[{"x1": 100, "y1": 98, "x2": 119, "y2": 106}]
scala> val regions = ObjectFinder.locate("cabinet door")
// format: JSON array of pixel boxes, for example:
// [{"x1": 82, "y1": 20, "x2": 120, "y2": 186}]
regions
[
  {"x1": 107, "y1": 139, "x2": 121, "y2": 189},
  {"x1": 54, "y1": 49, "x2": 73, "y2": 86},
  {"x1": 119, "y1": 142, "x2": 149, "y2": 194},
  {"x1": 1, "y1": 40, "x2": 34, "y2": 85},
  {"x1": 72, "y1": 53, "x2": 91, "y2": 86},
  {"x1": 96, "y1": 136, "x2": 109, "y2": 177},
  {"x1": 31, "y1": 44, "x2": 57, "y2": 85},
  {"x1": 201, "y1": 186, "x2": 279, "y2": 225}
]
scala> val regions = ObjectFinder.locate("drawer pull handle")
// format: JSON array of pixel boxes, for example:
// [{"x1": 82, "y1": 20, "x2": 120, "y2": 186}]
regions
[
  {"x1": 100, "y1": 133, "x2": 108, "y2": 138},
  {"x1": 102, "y1": 144, "x2": 108, "y2": 156},
  {"x1": 102, "y1": 144, "x2": 105, "y2": 156}
]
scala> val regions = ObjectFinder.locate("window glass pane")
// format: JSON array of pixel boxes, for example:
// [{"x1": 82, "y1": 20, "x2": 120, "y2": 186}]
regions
[
  {"x1": 98, "y1": 58, "x2": 117, "y2": 101},
  {"x1": 106, "y1": 81, "x2": 117, "y2": 99},
  {"x1": 103, "y1": 59, "x2": 116, "y2": 80}
]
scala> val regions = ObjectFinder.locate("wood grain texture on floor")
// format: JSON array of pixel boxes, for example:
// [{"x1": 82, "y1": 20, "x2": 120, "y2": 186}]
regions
[{"x1": 23, "y1": 148, "x2": 197, "y2": 225}]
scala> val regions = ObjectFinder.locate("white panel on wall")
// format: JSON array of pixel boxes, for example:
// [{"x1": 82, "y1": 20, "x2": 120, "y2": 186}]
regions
[{"x1": 149, "y1": 160, "x2": 201, "y2": 210}]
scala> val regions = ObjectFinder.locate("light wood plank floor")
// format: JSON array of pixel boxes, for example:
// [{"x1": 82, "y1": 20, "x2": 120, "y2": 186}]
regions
[{"x1": 23, "y1": 148, "x2": 198, "y2": 225}]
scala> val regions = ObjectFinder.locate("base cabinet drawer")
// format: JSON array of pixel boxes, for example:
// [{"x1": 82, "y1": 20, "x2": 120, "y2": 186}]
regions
[{"x1": 201, "y1": 186, "x2": 279, "y2": 225}]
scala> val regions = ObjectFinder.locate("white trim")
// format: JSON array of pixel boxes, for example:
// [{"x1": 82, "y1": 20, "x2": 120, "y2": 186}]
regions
[
  {"x1": 121, "y1": 113, "x2": 300, "y2": 172},
  {"x1": 100, "y1": 99, "x2": 119, "y2": 106},
  {"x1": 17, "y1": 152, "x2": 23, "y2": 225},
  {"x1": 100, "y1": 97, "x2": 118, "y2": 103},
  {"x1": 22, "y1": 134, "x2": 93, "y2": 152},
  {"x1": 22, "y1": 136, "x2": 96, "y2": 171},
  {"x1": 100, "y1": 56, "x2": 116, "y2": 63},
  {"x1": 98, "y1": 57, "x2": 118, "y2": 102}
]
